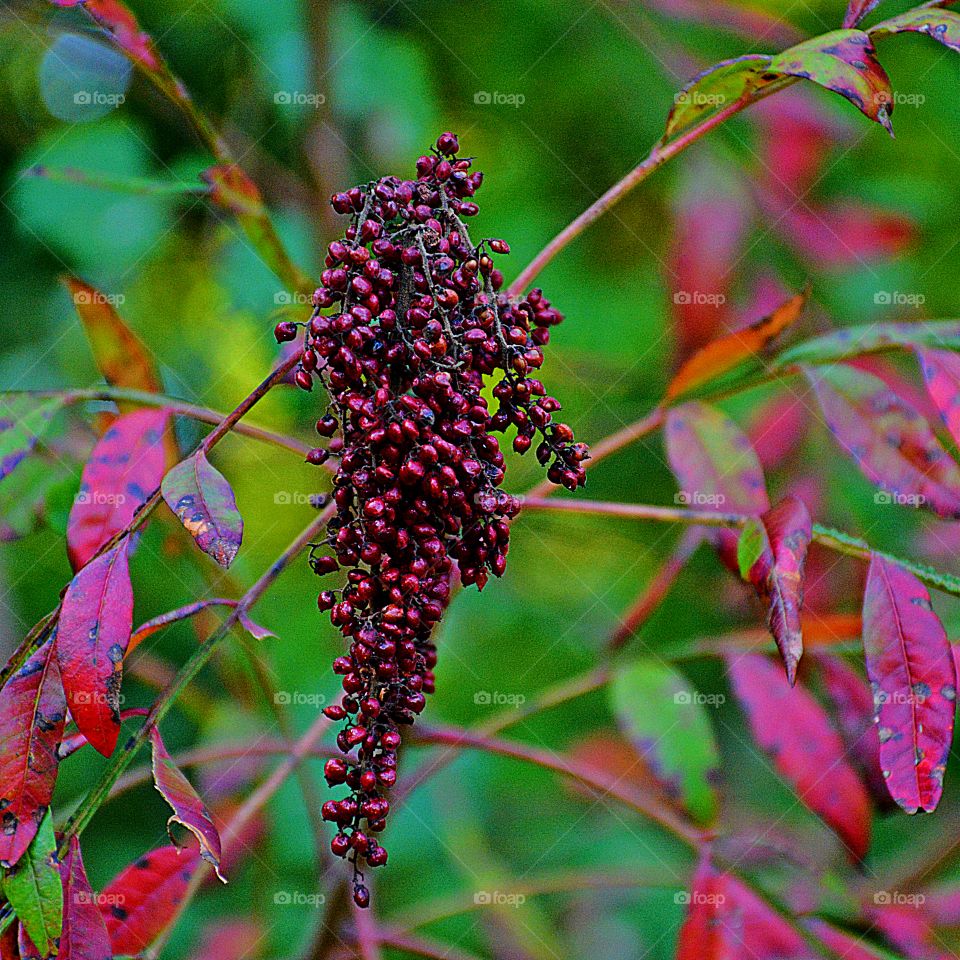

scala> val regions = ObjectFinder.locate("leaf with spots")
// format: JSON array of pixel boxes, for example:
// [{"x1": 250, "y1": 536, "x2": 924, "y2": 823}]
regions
[
  {"x1": 727, "y1": 653, "x2": 872, "y2": 861},
  {"x1": 56, "y1": 541, "x2": 134, "y2": 757},
  {"x1": 769, "y1": 30, "x2": 894, "y2": 134},
  {"x1": 666, "y1": 290, "x2": 808, "y2": 401},
  {"x1": 0, "y1": 640, "x2": 66, "y2": 869},
  {"x1": 609, "y1": 660, "x2": 719, "y2": 824},
  {"x1": 776, "y1": 320, "x2": 960, "y2": 368},
  {"x1": 58, "y1": 836, "x2": 112, "y2": 960},
  {"x1": 862, "y1": 556, "x2": 956, "y2": 813},
  {"x1": 66, "y1": 408, "x2": 170, "y2": 570},
  {"x1": 161, "y1": 450, "x2": 243, "y2": 568},
  {"x1": 128, "y1": 600, "x2": 272, "y2": 657},
  {"x1": 871, "y1": 7, "x2": 960, "y2": 53},
  {"x1": 677, "y1": 853, "x2": 811, "y2": 958},
  {"x1": 62, "y1": 277, "x2": 163, "y2": 399},
  {"x1": 149, "y1": 727, "x2": 225, "y2": 882},
  {"x1": 1, "y1": 811, "x2": 62, "y2": 957},
  {"x1": 737, "y1": 496, "x2": 812, "y2": 685},
  {"x1": 99, "y1": 844, "x2": 201, "y2": 956},
  {"x1": 803, "y1": 363, "x2": 960, "y2": 519},
  {"x1": 665, "y1": 401, "x2": 769, "y2": 569},
  {"x1": 0, "y1": 396, "x2": 64, "y2": 486},
  {"x1": 844, "y1": 0, "x2": 883, "y2": 28}
]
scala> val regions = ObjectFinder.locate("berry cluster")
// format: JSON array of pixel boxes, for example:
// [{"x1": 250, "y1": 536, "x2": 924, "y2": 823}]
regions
[{"x1": 275, "y1": 133, "x2": 587, "y2": 907}]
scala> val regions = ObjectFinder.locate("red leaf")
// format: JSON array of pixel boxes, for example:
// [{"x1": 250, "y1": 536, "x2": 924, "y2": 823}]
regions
[
  {"x1": 161, "y1": 450, "x2": 243, "y2": 568},
  {"x1": 189, "y1": 920, "x2": 262, "y2": 960},
  {"x1": 0, "y1": 640, "x2": 66, "y2": 868},
  {"x1": 60, "y1": 836, "x2": 112, "y2": 960},
  {"x1": 727, "y1": 653, "x2": 872, "y2": 860},
  {"x1": 739, "y1": 496, "x2": 813, "y2": 684},
  {"x1": 862, "y1": 556, "x2": 956, "y2": 813},
  {"x1": 67, "y1": 408, "x2": 169, "y2": 570},
  {"x1": 866, "y1": 902, "x2": 942, "y2": 959},
  {"x1": 677, "y1": 854, "x2": 810, "y2": 958},
  {"x1": 150, "y1": 727, "x2": 224, "y2": 882},
  {"x1": 0, "y1": 925, "x2": 16, "y2": 960},
  {"x1": 100, "y1": 844, "x2": 200, "y2": 955},
  {"x1": 804, "y1": 363, "x2": 960, "y2": 519},
  {"x1": 665, "y1": 402, "x2": 769, "y2": 569},
  {"x1": 815, "y1": 654, "x2": 890, "y2": 807},
  {"x1": 916, "y1": 346, "x2": 960, "y2": 451},
  {"x1": 63, "y1": 0, "x2": 162, "y2": 71},
  {"x1": 844, "y1": 0, "x2": 883, "y2": 28},
  {"x1": 56, "y1": 541, "x2": 134, "y2": 757}
]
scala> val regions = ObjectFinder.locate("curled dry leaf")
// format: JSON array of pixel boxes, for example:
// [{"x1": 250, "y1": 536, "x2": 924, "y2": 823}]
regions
[{"x1": 149, "y1": 727, "x2": 225, "y2": 882}]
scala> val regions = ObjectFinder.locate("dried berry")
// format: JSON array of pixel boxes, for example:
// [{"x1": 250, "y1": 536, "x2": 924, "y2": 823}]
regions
[{"x1": 286, "y1": 133, "x2": 587, "y2": 904}]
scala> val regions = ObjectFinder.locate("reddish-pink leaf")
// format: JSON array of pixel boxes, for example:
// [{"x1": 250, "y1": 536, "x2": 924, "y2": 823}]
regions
[
  {"x1": 57, "y1": 707, "x2": 148, "y2": 761},
  {"x1": 189, "y1": 920, "x2": 262, "y2": 960},
  {"x1": 149, "y1": 727, "x2": 224, "y2": 882},
  {"x1": 161, "y1": 450, "x2": 243, "y2": 568},
  {"x1": 916, "y1": 346, "x2": 960, "y2": 452},
  {"x1": 865, "y1": 902, "x2": 943, "y2": 959},
  {"x1": 804, "y1": 363, "x2": 960, "y2": 519},
  {"x1": 862, "y1": 556, "x2": 956, "y2": 813},
  {"x1": 100, "y1": 844, "x2": 200, "y2": 955},
  {"x1": 727, "y1": 653, "x2": 871, "y2": 860},
  {"x1": 60, "y1": 836, "x2": 112, "y2": 960},
  {"x1": 127, "y1": 600, "x2": 272, "y2": 656},
  {"x1": 666, "y1": 402, "x2": 769, "y2": 570},
  {"x1": 52, "y1": 0, "x2": 161, "y2": 71},
  {"x1": 0, "y1": 640, "x2": 66, "y2": 868},
  {"x1": 739, "y1": 496, "x2": 813, "y2": 684},
  {"x1": 815, "y1": 654, "x2": 889, "y2": 807},
  {"x1": 67, "y1": 408, "x2": 169, "y2": 570},
  {"x1": 677, "y1": 853, "x2": 810, "y2": 958},
  {"x1": 844, "y1": 0, "x2": 883, "y2": 28},
  {"x1": 56, "y1": 541, "x2": 134, "y2": 757}
]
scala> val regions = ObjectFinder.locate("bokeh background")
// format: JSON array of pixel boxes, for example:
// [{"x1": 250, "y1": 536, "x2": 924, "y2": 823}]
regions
[{"x1": 2, "y1": 0, "x2": 960, "y2": 957}]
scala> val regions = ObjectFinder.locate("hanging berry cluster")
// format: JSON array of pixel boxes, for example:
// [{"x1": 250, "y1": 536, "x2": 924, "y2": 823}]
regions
[{"x1": 275, "y1": 133, "x2": 587, "y2": 907}]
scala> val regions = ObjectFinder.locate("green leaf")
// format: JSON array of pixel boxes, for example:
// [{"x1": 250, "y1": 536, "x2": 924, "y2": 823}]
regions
[
  {"x1": 773, "y1": 320, "x2": 960, "y2": 368},
  {"x1": 0, "y1": 396, "x2": 65, "y2": 486},
  {"x1": 736, "y1": 518, "x2": 766, "y2": 581},
  {"x1": 871, "y1": 7, "x2": 960, "y2": 54},
  {"x1": 609, "y1": 660, "x2": 719, "y2": 823},
  {"x1": 1, "y1": 812, "x2": 63, "y2": 956}
]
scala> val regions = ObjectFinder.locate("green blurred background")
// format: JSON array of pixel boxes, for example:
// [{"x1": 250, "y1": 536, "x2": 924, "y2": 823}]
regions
[{"x1": 2, "y1": 0, "x2": 960, "y2": 957}]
